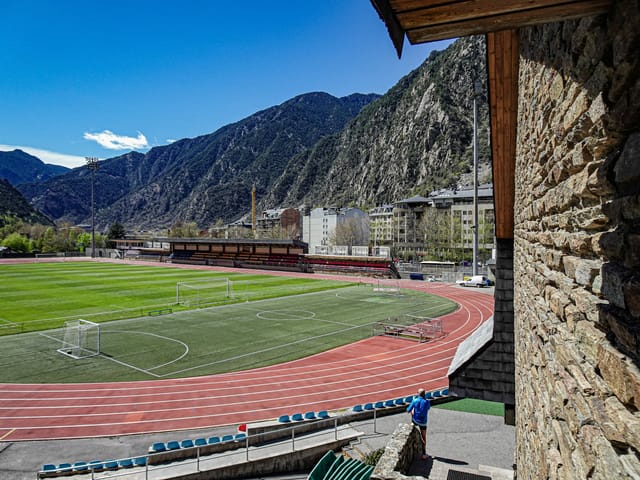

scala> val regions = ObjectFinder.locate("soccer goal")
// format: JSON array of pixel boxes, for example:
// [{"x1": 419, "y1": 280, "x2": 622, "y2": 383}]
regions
[
  {"x1": 57, "y1": 319, "x2": 101, "y2": 359},
  {"x1": 372, "y1": 279, "x2": 402, "y2": 296},
  {"x1": 176, "y1": 278, "x2": 248, "y2": 307}
]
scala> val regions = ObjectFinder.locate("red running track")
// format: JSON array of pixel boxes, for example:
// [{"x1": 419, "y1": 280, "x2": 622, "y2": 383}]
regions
[{"x1": 0, "y1": 264, "x2": 494, "y2": 442}]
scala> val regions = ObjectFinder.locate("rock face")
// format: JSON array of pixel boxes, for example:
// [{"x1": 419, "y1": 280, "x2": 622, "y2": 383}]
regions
[
  {"x1": 513, "y1": 1, "x2": 640, "y2": 477},
  {"x1": 265, "y1": 36, "x2": 490, "y2": 210},
  {"x1": 17, "y1": 36, "x2": 490, "y2": 231},
  {"x1": 0, "y1": 178, "x2": 53, "y2": 226}
]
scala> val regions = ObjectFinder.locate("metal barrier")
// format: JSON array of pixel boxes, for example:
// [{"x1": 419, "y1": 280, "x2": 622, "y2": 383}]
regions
[{"x1": 37, "y1": 416, "x2": 355, "y2": 480}]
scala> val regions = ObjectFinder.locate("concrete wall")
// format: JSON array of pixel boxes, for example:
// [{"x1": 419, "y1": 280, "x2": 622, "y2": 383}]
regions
[{"x1": 514, "y1": 2, "x2": 640, "y2": 478}]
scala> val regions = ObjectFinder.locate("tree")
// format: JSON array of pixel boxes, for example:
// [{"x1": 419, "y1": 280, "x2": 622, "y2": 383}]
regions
[
  {"x1": 169, "y1": 221, "x2": 200, "y2": 238},
  {"x1": 328, "y1": 217, "x2": 369, "y2": 247},
  {"x1": 107, "y1": 222, "x2": 126, "y2": 240},
  {"x1": 1, "y1": 232, "x2": 32, "y2": 253}
]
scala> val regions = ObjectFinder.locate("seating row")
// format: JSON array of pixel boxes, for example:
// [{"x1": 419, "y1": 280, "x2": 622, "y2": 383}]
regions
[
  {"x1": 149, "y1": 432, "x2": 247, "y2": 453},
  {"x1": 278, "y1": 410, "x2": 330, "y2": 423},
  {"x1": 40, "y1": 457, "x2": 146, "y2": 477},
  {"x1": 308, "y1": 450, "x2": 373, "y2": 480},
  {"x1": 351, "y1": 388, "x2": 449, "y2": 413}
]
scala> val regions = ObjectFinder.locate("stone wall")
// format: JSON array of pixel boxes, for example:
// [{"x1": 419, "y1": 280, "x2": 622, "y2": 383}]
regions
[
  {"x1": 514, "y1": 1, "x2": 640, "y2": 478},
  {"x1": 371, "y1": 423, "x2": 423, "y2": 480}
]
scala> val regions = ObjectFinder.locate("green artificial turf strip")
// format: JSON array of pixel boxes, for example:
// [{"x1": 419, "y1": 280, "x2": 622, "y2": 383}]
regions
[
  {"x1": 0, "y1": 262, "x2": 349, "y2": 333},
  {"x1": 434, "y1": 398, "x2": 505, "y2": 416},
  {"x1": 0, "y1": 262, "x2": 457, "y2": 383}
]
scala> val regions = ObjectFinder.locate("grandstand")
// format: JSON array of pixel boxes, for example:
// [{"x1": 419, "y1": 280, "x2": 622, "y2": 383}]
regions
[
  {"x1": 170, "y1": 238, "x2": 311, "y2": 272},
  {"x1": 306, "y1": 254, "x2": 401, "y2": 279},
  {"x1": 169, "y1": 238, "x2": 401, "y2": 278}
]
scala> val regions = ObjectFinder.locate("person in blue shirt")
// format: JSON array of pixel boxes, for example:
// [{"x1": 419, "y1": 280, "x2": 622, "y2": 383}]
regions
[{"x1": 407, "y1": 388, "x2": 431, "y2": 459}]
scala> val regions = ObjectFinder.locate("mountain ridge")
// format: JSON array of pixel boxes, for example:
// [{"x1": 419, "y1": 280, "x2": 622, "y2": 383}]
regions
[
  {"x1": 0, "y1": 149, "x2": 69, "y2": 185},
  {"x1": 16, "y1": 36, "x2": 490, "y2": 231}
]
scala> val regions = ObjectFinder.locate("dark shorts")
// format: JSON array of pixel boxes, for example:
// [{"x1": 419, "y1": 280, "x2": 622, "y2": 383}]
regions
[{"x1": 412, "y1": 420, "x2": 427, "y2": 431}]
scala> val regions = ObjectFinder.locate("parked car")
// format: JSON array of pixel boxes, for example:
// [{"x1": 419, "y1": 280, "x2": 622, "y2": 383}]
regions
[{"x1": 456, "y1": 275, "x2": 489, "y2": 287}]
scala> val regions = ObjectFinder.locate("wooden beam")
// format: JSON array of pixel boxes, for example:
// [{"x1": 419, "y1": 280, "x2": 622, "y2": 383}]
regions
[
  {"x1": 487, "y1": 29, "x2": 519, "y2": 240},
  {"x1": 370, "y1": 0, "x2": 406, "y2": 58},
  {"x1": 405, "y1": 1, "x2": 611, "y2": 43}
]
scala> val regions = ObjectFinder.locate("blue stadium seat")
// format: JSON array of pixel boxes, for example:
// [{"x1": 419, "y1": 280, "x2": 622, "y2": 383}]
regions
[
  {"x1": 318, "y1": 410, "x2": 330, "y2": 419},
  {"x1": 394, "y1": 397, "x2": 405, "y2": 406},
  {"x1": 440, "y1": 388, "x2": 449, "y2": 396},
  {"x1": 167, "y1": 441, "x2": 181, "y2": 450},
  {"x1": 103, "y1": 460, "x2": 119, "y2": 470},
  {"x1": 208, "y1": 436, "x2": 220, "y2": 444},
  {"x1": 133, "y1": 456, "x2": 147, "y2": 467},
  {"x1": 384, "y1": 399, "x2": 396, "y2": 407},
  {"x1": 432, "y1": 390, "x2": 441, "y2": 398},
  {"x1": 221, "y1": 434, "x2": 234, "y2": 442},
  {"x1": 352, "y1": 404, "x2": 363, "y2": 412},
  {"x1": 181, "y1": 439, "x2": 194, "y2": 448},
  {"x1": 150, "y1": 442, "x2": 166, "y2": 452},
  {"x1": 291, "y1": 413, "x2": 304, "y2": 421},
  {"x1": 73, "y1": 461, "x2": 88, "y2": 472},
  {"x1": 425, "y1": 391, "x2": 434, "y2": 399},
  {"x1": 364, "y1": 403, "x2": 374, "y2": 411},
  {"x1": 88, "y1": 460, "x2": 104, "y2": 471},
  {"x1": 278, "y1": 414, "x2": 291, "y2": 422},
  {"x1": 235, "y1": 433, "x2": 246, "y2": 441},
  {"x1": 194, "y1": 438, "x2": 207, "y2": 447},
  {"x1": 118, "y1": 458, "x2": 134, "y2": 468},
  {"x1": 374, "y1": 401, "x2": 385, "y2": 409},
  {"x1": 404, "y1": 395, "x2": 414, "y2": 403},
  {"x1": 304, "y1": 411, "x2": 316, "y2": 420},
  {"x1": 58, "y1": 463, "x2": 72, "y2": 473},
  {"x1": 42, "y1": 464, "x2": 56, "y2": 473}
]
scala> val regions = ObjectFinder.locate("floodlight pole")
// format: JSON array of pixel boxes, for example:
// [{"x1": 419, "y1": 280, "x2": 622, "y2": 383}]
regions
[
  {"x1": 472, "y1": 79, "x2": 481, "y2": 277},
  {"x1": 86, "y1": 157, "x2": 100, "y2": 258}
]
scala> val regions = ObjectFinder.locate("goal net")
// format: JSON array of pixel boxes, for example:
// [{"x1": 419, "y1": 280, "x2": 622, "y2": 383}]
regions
[
  {"x1": 176, "y1": 278, "x2": 248, "y2": 307},
  {"x1": 57, "y1": 319, "x2": 101, "y2": 359},
  {"x1": 372, "y1": 280, "x2": 401, "y2": 296}
]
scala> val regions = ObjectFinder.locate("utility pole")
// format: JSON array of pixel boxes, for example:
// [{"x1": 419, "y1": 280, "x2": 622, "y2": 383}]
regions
[
  {"x1": 472, "y1": 79, "x2": 481, "y2": 276},
  {"x1": 86, "y1": 157, "x2": 100, "y2": 258}
]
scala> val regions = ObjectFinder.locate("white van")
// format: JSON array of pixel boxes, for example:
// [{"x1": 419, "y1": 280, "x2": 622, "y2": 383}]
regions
[{"x1": 456, "y1": 275, "x2": 488, "y2": 287}]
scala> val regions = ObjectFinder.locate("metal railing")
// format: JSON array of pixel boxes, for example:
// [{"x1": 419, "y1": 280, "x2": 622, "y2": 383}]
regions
[{"x1": 37, "y1": 415, "x2": 366, "y2": 480}]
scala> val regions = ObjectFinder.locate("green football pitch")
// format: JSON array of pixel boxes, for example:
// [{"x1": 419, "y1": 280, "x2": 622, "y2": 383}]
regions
[{"x1": 0, "y1": 262, "x2": 457, "y2": 383}]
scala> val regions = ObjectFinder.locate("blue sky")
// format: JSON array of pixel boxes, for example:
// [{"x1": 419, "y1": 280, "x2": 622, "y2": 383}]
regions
[{"x1": 0, "y1": 1, "x2": 453, "y2": 168}]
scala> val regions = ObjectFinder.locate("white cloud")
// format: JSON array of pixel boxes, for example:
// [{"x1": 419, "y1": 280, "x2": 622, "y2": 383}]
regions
[
  {"x1": 83, "y1": 130, "x2": 149, "y2": 150},
  {"x1": 0, "y1": 144, "x2": 87, "y2": 168},
  {"x1": 166, "y1": 139, "x2": 177, "y2": 144}
]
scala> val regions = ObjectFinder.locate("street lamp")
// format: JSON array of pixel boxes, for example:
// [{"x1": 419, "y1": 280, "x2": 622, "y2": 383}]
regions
[
  {"x1": 472, "y1": 79, "x2": 482, "y2": 276},
  {"x1": 85, "y1": 157, "x2": 100, "y2": 258}
]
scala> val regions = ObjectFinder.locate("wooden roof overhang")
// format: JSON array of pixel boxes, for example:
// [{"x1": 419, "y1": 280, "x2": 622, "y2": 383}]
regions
[{"x1": 370, "y1": 0, "x2": 613, "y2": 239}]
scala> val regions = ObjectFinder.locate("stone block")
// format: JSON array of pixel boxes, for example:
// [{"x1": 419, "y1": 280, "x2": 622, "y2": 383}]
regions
[
  {"x1": 601, "y1": 262, "x2": 631, "y2": 309},
  {"x1": 614, "y1": 131, "x2": 640, "y2": 188},
  {"x1": 604, "y1": 395, "x2": 640, "y2": 452},
  {"x1": 600, "y1": 306, "x2": 639, "y2": 355},
  {"x1": 594, "y1": 230, "x2": 623, "y2": 259},
  {"x1": 623, "y1": 280, "x2": 640, "y2": 318},
  {"x1": 575, "y1": 259, "x2": 602, "y2": 287},
  {"x1": 587, "y1": 396, "x2": 627, "y2": 449},
  {"x1": 570, "y1": 286, "x2": 604, "y2": 323},
  {"x1": 596, "y1": 342, "x2": 640, "y2": 411}
]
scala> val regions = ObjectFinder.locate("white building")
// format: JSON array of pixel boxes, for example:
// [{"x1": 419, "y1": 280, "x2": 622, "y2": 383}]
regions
[{"x1": 302, "y1": 207, "x2": 368, "y2": 255}]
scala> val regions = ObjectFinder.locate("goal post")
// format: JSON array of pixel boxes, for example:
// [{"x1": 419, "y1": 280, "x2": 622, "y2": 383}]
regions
[
  {"x1": 57, "y1": 319, "x2": 101, "y2": 359},
  {"x1": 176, "y1": 278, "x2": 249, "y2": 306}
]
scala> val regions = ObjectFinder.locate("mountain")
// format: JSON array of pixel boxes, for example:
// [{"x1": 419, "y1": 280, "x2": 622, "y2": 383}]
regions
[
  {"x1": 0, "y1": 150, "x2": 69, "y2": 185},
  {"x1": 18, "y1": 92, "x2": 379, "y2": 229},
  {"x1": 263, "y1": 36, "x2": 490, "y2": 209},
  {"x1": 0, "y1": 178, "x2": 53, "y2": 226},
  {"x1": 17, "y1": 36, "x2": 490, "y2": 231}
]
